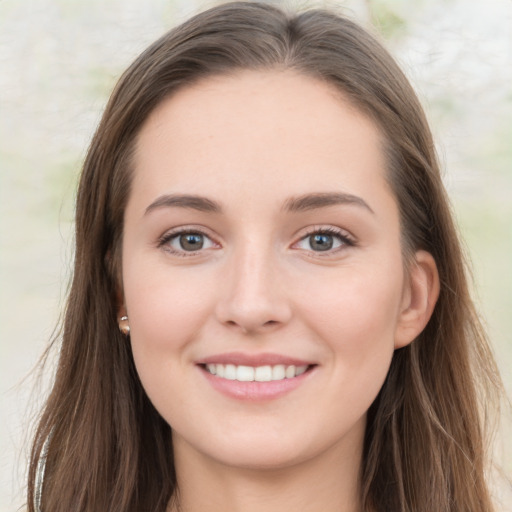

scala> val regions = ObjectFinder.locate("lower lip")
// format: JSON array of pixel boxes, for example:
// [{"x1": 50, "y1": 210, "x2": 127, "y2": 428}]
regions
[{"x1": 199, "y1": 365, "x2": 314, "y2": 401}]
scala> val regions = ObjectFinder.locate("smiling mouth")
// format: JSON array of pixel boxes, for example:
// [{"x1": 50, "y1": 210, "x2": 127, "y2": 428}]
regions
[{"x1": 202, "y1": 363, "x2": 314, "y2": 382}]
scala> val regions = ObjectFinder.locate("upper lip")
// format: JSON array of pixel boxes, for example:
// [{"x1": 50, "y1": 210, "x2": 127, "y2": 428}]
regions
[{"x1": 198, "y1": 352, "x2": 315, "y2": 367}]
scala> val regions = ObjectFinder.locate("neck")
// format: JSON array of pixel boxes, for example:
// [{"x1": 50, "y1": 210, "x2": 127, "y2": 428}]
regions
[{"x1": 168, "y1": 432, "x2": 363, "y2": 512}]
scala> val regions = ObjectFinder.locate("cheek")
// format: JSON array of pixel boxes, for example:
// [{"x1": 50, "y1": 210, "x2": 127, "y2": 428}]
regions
[
  {"x1": 122, "y1": 261, "x2": 216, "y2": 370},
  {"x1": 294, "y1": 260, "x2": 404, "y2": 362},
  {"x1": 123, "y1": 268, "x2": 218, "y2": 423},
  {"x1": 306, "y1": 266, "x2": 403, "y2": 416}
]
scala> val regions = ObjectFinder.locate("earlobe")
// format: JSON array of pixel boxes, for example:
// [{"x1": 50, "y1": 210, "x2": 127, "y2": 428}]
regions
[
  {"x1": 115, "y1": 287, "x2": 130, "y2": 335},
  {"x1": 394, "y1": 250, "x2": 440, "y2": 349},
  {"x1": 117, "y1": 301, "x2": 130, "y2": 336}
]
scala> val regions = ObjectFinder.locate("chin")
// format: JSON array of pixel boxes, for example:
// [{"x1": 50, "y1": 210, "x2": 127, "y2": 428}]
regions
[
  {"x1": 211, "y1": 444, "x2": 307, "y2": 471},
  {"x1": 174, "y1": 426, "x2": 312, "y2": 472}
]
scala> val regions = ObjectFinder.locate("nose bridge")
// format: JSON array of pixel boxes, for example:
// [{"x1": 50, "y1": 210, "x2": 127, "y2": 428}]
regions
[{"x1": 215, "y1": 234, "x2": 291, "y2": 332}]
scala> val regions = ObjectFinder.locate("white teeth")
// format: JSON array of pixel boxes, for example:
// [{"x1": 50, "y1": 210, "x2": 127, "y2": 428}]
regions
[
  {"x1": 285, "y1": 365, "x2": 296, "y2": 378},
  {"x1": 295, "y1": 365, "x2": 308, "y2": 376},
  {"x1": 236, "y1": 365, "x2": 255, "y2": 381},
  {"x1": 224, "y1": 364, "x2": 236, "y2": 380},
  {"x1": 205, "y1": 363, "x2": 310, "y2": 381},
  {"x1": 254, "y1": 365, "x2": 272, "y2": 382},
  {"x1": 272, "y1": 365, "x2": 286, "y2": 380}
]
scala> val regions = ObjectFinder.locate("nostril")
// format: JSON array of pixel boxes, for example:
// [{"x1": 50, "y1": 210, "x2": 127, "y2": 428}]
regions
[{"x1": 222, "y1": 317, "x2": 282, "y2": 333}]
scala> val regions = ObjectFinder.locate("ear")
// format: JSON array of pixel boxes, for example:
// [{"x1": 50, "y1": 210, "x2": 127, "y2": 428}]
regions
[
  {"x1": 106, "y1": 248, "x2": 126, "y2": 318},
  {"x1": 116, "y1": 290, "x2": 127, "y2": 319},
  {"x1": 394, "y1": 250, "x2": 440, "y2": 349},
  {"x1": 116, "y1": 293, "x2": 130, "y2": 336}
]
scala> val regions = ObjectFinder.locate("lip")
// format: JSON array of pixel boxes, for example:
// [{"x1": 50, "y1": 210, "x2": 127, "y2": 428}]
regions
[
  {"x1": 197, "y1": 352, "x2": 317, "y2": 402},
  {"x1": 198, "y1": 351, "x2": 315, "y2": 367}
]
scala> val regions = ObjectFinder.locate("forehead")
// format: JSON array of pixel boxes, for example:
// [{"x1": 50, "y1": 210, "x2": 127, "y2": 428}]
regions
[{"x1": 131, "y1": 70, "x2": 395, "y2": 217}]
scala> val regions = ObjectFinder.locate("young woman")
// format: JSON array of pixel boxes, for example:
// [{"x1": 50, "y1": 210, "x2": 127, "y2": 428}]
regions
[{"x1": 27, "y1": 2, "x2": 504, "y2": 511}]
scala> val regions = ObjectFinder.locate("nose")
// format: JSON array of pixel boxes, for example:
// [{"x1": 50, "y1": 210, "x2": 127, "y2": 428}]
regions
[{"x1": 215, "y1": 242, "x2": 292, "y2": 334}]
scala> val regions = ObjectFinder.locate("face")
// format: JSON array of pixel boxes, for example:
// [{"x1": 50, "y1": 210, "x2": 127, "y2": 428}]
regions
[{"x1": 121, "y1": 70, "x2": 411, "y2": 471}]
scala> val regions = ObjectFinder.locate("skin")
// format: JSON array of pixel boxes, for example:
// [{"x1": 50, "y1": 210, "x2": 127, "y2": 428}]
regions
[{"x1": 120, "y1": 70, "x2": 439, "y2": 512}]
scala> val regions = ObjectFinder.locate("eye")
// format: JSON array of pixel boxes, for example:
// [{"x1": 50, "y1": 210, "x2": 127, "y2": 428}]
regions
[
  {"x1": 294, "y1": 228, "x2": 354, "y2": 253},
  {"x1": 159, "y1": 229, "x2": 217, "y2": 255}
]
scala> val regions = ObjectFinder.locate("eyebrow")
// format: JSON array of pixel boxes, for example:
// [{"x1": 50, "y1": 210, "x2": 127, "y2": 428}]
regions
[
  {"x1": 283, "y1": 192, "x2": 374, "y2": 214},
  {"x1": 144, "y1": 191, "x2": 374, "y2": 216},
  {"x1": 145, "y1": 194, "x2": 222, "y2": 215}
]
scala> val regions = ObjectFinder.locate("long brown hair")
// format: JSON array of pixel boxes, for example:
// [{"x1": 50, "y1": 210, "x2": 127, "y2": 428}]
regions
[{"x1": 27, "y1": 2, "x2": 503, "y2": 511}]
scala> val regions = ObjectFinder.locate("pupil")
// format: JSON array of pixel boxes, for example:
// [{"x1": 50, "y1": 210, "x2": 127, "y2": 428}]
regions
[
  {"x1": 310, "y1": 234, "x2": 333, "y2": 251},
  {"x1": 180, "y1": 233, "x2": 204, "y2": 251}
]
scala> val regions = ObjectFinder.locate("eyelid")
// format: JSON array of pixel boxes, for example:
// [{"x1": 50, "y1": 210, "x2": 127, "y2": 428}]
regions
[
  {"x1": 291, "y1": 225, "x2": 356, "y2": 254},
  {"x1": 156, "y1": 224, "x2": 355, "y2": 257},
  {"x1": 157, "y1": 225, "x2": 221, "y2": 256}
]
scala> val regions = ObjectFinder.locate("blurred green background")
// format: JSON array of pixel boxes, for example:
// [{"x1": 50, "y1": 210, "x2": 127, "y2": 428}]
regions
[{"x1": 1, "y1": 0, "x2": 511, "y2": 509}]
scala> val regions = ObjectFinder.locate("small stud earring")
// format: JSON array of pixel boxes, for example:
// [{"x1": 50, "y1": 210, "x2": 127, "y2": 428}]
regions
[{"x1": 118, "y1": 315, "x2": 130, "y2": 336}]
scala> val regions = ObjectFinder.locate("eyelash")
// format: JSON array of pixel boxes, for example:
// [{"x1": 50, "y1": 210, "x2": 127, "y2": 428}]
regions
[
  {"x1": 157, "y1": 227, "x2": 219, "y2": 258},
  {"x1": 294, "y1": 226, "x2": 356, "y2": 255},
  {"x1": 157, "y1": 226, "x2": 355, "y2": 257}
]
